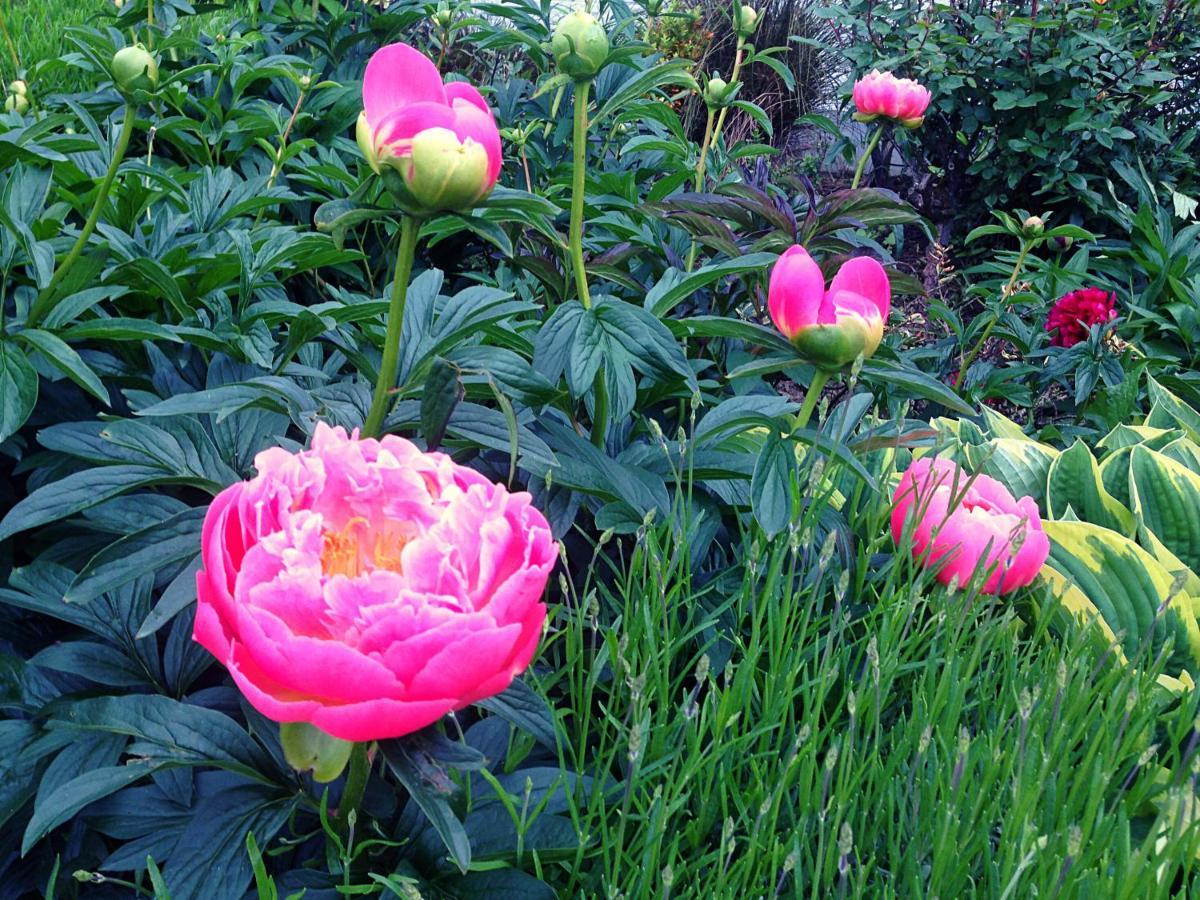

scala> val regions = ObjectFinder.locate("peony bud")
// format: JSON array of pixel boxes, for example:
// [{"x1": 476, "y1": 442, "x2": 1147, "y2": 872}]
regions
[
  {"x1": 355, "y1": 110, "x2": 380, "y2": 174},
  {"x1": 551, "y1": 10, "x2": 609, "y2": 80},
  {"x1": 1050, "y1": 234, "x2": 1073, "y2": 252},
  {"x1": 4, "y1": 80, "x2": 28, "y2": 114},
  {"x1": 112, "y1": 45, "x2": 159, "y2": 94},
  {"x1": 432, "y1": 2, "x2": 454, "y2": 29},
  {"x1": 280, "y1": 722, "x2": 354, "y2": 783},
  {"x1": 703, "y1": 73, "x2": 732, "y2": 108},
  {"x1": 390, "y1": 126, "x2": 492, "y2": 212},
  {"x1": 735, "y1": 4, "x2": 758, "y2": 38},
  {"x1": 1022, "y1": 215, "x2": 1045, "y2": 237}
]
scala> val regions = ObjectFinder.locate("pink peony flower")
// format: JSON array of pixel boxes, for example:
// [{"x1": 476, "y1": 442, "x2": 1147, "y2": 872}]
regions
[
  {"x1": 768, "y1": 245, "x2": 891, "y2": 370},
  {"x1": 891, "y1": 457, "x2": 1049, "y2": 595},
  {"x1": 356, "y1": 43, "x2": 502, "y2": 211},
  {"x1": 1045, "y1": 287, "x2": 1117, "y2": 348},
  {"x1": 194, "y1": 423, "x2": 556, "y2": 742},
  {"x1": 852, "y1": 70, "x2": 931, "y2": 128}
]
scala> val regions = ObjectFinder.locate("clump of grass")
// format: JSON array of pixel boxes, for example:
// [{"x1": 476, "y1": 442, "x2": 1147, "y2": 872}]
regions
[
  {"x1": 0, "y1": 0, "x2": 250, "y2": 94},
  {"x1": 536, "y1": 459, "x2": 1200, "y2": 896}
]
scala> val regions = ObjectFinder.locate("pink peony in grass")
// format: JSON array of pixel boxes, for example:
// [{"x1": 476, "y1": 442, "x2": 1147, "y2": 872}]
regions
[
  {"x1": 194, "y1": 423, "x2": 556, "y2": 742},
  {"x1": 768, "y1": 245, "x2": 891, "y2": 371},
  {"x1": 356, "y1": 42, "x2": 502, "y2": 212},
  {"x1": 852, "y1": 70, "x2": 931, "y2": 128},
  {"x1": 890, "y1": 457, "x2": 1049, "y2": 596},
  {"x1": 1045, "y1": 287, "x2": 1117, "y2": 348}
]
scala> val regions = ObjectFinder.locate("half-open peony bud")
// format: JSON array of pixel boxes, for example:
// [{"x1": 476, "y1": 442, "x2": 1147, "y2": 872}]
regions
[{"x1": 768, "y1": 245, "x2": 891, "y2": 371}]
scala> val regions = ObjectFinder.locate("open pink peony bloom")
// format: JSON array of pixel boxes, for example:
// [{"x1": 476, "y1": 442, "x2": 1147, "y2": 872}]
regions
[
  {"x1": 356, "y1": 43, "x2": 502, "y2": 211},
  {"x1": 194, "y1": 423, "x2": 556, "y2": 742},
  {"x1": 852, "y1": 70, "x2": 931, "y2": 128},
  {"x1": 891, "y1": 458, "x2": 1049, "y2": 596},
  {"x1": 768, "y1": 245, "x2": 891, "y2": 370}
]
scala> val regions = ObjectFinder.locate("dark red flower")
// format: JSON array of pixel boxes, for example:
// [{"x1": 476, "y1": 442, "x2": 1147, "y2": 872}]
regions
[{"x1": 1045, "y1": 287, "x2": 1117, "y2": 348}]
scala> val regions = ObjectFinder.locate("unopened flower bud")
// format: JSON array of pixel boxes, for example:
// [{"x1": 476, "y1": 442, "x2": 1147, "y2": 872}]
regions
[
  {"x1": 703, "y1": 73, "x2": 732, "y2": 108},
  {"x1": 735, "y1": 4, "x2": 758, "y2": 38},
  {"x1": 4, "y1": 80, "x2": 28, "y2": 114},
  {"x1": 432, "y1": 3, "x2": 454, "y2": 30},
  {"x1": 1050, "y1": 234, "x2": 1073, "y2": 252},
  {"x1": 1022, "y1": 215, "x2": 1045, "y2": 237},
  {"x1": 112, "y1": 45, "x2": 159, "y2": 94},
  {"x1": 551, "y1": 10, "x2": 609, "y2": 80}
]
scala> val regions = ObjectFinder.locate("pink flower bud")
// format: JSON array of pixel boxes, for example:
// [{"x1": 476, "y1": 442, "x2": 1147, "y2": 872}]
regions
[
  {"x1": 768, "y1": 245, "x2": 891, "y2": 371},
  {"x1": 358, "y1": 43, "x2": 502, "y2": 212}
]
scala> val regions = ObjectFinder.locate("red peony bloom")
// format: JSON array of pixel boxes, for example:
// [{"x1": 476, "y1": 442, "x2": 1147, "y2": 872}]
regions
[{"x1": 1045, "y1": 287, "x2": 1117, "y2": 348}]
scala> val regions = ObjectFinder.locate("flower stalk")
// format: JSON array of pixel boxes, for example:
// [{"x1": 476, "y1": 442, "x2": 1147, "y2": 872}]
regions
[
  {"x1": 364, "y1": 215, "x2": 420, "y2": 437},
  {"x1": 28, "y1": 103, "x2": 138, "y2": 328},
  {"x1": 335, "y1": 742, "x2": 371, "y2": 832},
  {"x1": 793, "y1": 370, "x2": 829, "y2": 433},
  {"x1": 957, "y1": 239, "x2": 1032, "y2": 391},
  {"x1": 850, "y1": 124, "x2": 883, "y2": 190}
]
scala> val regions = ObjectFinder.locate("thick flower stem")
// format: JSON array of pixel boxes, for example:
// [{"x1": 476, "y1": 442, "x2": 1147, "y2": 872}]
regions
[
  {"x1": 568, "y1": 78, "x2": 609, "y2": 448},
  {"x1": 684, "y1": 105, "x2": 717, "y2": 273},
  {"x1": 28, "y1": 103, "x2": 137, "y2": 329},
  {"x1": 363, "y1": 216, "x2": 420, "y2": 438},
  {"x1": 792, "y1": 370, "x2": 830, "y2": 433},
  {"x1": 569, "y1": 79, "x2": 592, "y2": 310},
  {"x1": 335, "y1": 742, "x2": 371, "y2": 832},
  {"x1": 957, "y1": 241, "x2": 1031, "y2": 393},
  {"x1": 850, "y1": 124, "x2": 883, "y2": 190}
]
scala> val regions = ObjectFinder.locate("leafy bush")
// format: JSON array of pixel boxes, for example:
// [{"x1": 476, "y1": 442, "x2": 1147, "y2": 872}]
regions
[{"x1": 824, "y1": 0, "x2": 1200, "y2": 232}]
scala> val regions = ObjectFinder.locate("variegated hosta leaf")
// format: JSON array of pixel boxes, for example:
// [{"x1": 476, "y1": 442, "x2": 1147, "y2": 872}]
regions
[
  {"x1": 1043, "y1": 520, "x2": 1200, "y2": 678},
  {"x1": 1048, "y1": 441, "x2": 1136, "y2": 537},
  {"x1": 1099, "y1": 446, "x2": 1134, "y2": 509},
  {"x1": 1096, "y1": 424, "x2": 1181, "y2": 454},
  {"x1": 979, "y1": 407, "x2": 1030, "y2": 441},
  {"x1": 1161, "y1": 437, "x2": 1200, "y2": 477},
  {"x1": 1129, "y1": 445, "x2": 1200, "y2": 577},
  {"x1": 964, "y1": 438, "x2": 1058, "y2": 505},
  {"x1": 1146, "y1": 376, "x2": 1200, "y2": 442}
]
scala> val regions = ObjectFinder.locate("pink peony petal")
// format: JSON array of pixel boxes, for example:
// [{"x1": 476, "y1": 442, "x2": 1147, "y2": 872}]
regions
[
  {"x1": 768, "y1": 245, "x2": 827, "y2": 339},
  {"x1": 829, "y1": 256, "x2": 891, "y2": 321},
  {"x1": 363, "y1": 43, "x2": 447, "y2": 130},
  {"x1": 371, "y1": 102, "x2": 458, "y2": 159}
]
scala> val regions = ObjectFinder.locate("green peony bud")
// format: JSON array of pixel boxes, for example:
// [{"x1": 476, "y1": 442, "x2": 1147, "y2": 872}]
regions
[
  {"x1": 432, "y1": 2, "x2": 454, "y2": 30},
  {"x1": 551, "y1": 10, "x2": 610, "y2": 80},
  {"x1": 382, "y1": 126, "x2": 491, "y2": 213},
  {"x1": 4, "y1": 80, "x2": 29, "y2": 114},
  {"x1": 735, "y1": 4, "x2": 758, "y2": 38},
  {"x1": 112, "y1": 45, "x2": 159, "y2": 94},
  {"x1": 1022, "y1": 215, "x2": 1045, "y2": 237},
  {"x1": 703, "y1": 74, "x2": 731, "y2": 108},
  {"x1": 280, "y1": 722, "x2": 354, "y2": 783}
]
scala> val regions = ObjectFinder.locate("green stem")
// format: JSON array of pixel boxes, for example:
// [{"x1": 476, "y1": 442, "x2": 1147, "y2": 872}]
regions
[
  {"x1": 957, "y1": 241, "x2": 1031, "y2": 391},
  {"x1": 568, "y1": 78, "x2": 609, "y2": 448},
  {"x1": 363, "y1": 216, "x2": 420, "y2": 437},
  {"x1": 335, "y1": 742, "x2": 371, "y2": 832},
  {"x1": 792, "y1": 370, "x2": 830, "y2": 433},
  {"x1": 684, "y1": 105, "x2": 717, "y2": 273},
  {"x1": 147, "y1": 0, "x2": 155, "y2": 49},
  {"x1": 28, "y1": 103, "x2": 137, "y2": 328},
  {"x1": 850, "y1": 124, "x2": 883, "y2": 190},
  {"x1": 569, "y1": 79, "x2": 592, "y2": 310}
]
